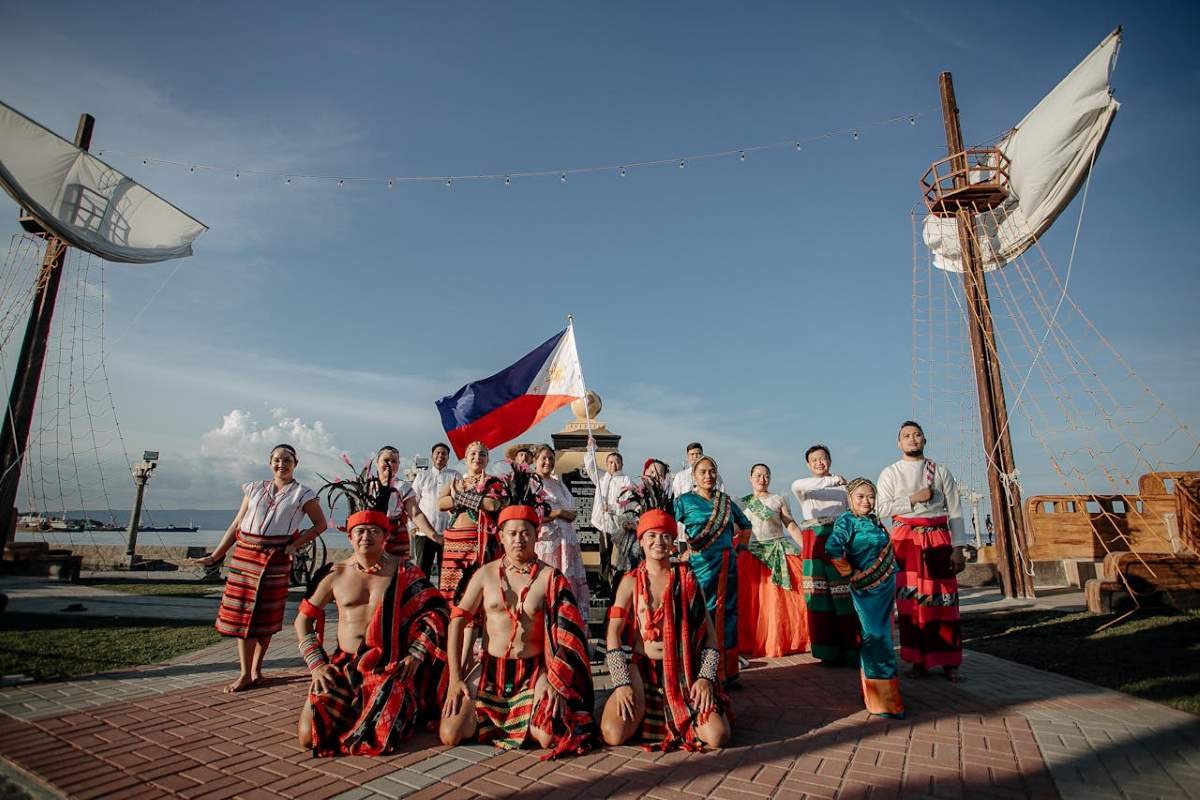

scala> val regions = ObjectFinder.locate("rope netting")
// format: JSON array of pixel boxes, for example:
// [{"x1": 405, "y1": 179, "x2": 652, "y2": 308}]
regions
[
  {"x1": 1, "y1": 232, "x2": 176, "y2": 568},
  {"x1": 912, "y1": 196, "x2": 1200, "y2": 602}
]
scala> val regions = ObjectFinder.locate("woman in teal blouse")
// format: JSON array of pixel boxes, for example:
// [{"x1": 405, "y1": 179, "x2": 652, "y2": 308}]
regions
[
  {"x1": 674, "y1": 455, "x2": 752, "y2": 685},
  {"x1": 825, "y1": 477, "x2": 905, "y2": 719}
]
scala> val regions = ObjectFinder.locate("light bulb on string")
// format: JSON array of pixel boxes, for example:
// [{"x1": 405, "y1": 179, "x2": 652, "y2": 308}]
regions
[
  {"x1": 619, "y1": 167, "x2": 626, "y2": 177},
  {"x1": 909, "y1": 116, "x2": 916, "y2": 125},
  {"x1": 387, "y1": 179, "x2": 394, "y2": 189},
  {"x1": 189, "y1": 166, "x2": 195, "y2": 173},
  {"x1": 852, "y1": 130, "x2": 859, "y2": 141},
  {"x1": 338, "y1": 179, "x2": 345, "y2": 188},
  {"x1": 285, "y1": 177, "x2": 292, "y2": 185},
  {"x1": 234, "y1": 171, "x2": 240, "y2": 180},
  {"x1": 679, "y1": 160, "x2": 685, "y2": 169},
  {"x1": 795, "y1": 142, "x2": 801, "y2": 151},
  {"x1": 560, "y1": 172, "x2": 567, "y2": 183},
  {"x1": 739, "y1": 151, "x2": 746, "y2": 161},
  {"x1": 142, "y1": 159, "x2": 148, "y2": 166},
  {"x1": 445, "y1": 178, "x2": 452, "y2": 188},
  {"x1": 504, "y1": 176, "x2": 511, "y2": 186}
]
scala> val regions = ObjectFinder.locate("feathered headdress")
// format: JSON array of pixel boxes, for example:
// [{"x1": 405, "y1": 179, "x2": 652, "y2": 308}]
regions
[
  {"x1": 618, "y1": 473, "x2": 673, "y2": 525},
  {"x1": 317, "y1": 453, "x2": 395, "y2": 527},
  {"x1": 498, "y1": 460, "x2": 551, "y2": 521}
]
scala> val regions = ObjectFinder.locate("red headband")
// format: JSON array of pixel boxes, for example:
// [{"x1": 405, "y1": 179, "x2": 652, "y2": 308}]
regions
[
  {"x1": 636, "y1": 508, "x2": 676, "y2": 537},
  {"x1": 498, "y1": 505, "x2": 540, "y2": 527},
  {"x1": 345, "y1": 510, "x2": 391, "y2": 533},
  {"x1": 642, "y1": 458, "x2": 658, "y2": 474}
]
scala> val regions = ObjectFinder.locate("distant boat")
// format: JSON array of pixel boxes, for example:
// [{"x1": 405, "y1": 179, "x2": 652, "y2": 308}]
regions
[
  {"x1": 138, "y1": 523, "x2": 200, "y2": 533},
  {"x1": 48, "y1": 518, "x2": 83, "y2": 532},
  {"x1": 17, "y1": 514, "x2": 48, "y2": 531}
]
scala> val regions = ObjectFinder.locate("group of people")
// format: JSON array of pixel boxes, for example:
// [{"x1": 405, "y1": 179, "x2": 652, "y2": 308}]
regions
[{"x1": 195, "y1": 419, "x2": 970, "y2": 758}]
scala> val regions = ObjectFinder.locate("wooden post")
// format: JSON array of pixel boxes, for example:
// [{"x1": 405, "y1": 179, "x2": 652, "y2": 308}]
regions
[
  {"x1": 0, "y1": 113, "x2": 94, "y2": 551},
  {"x1": 938, "y1": 74, "x2": 1035, "y2": 599}
]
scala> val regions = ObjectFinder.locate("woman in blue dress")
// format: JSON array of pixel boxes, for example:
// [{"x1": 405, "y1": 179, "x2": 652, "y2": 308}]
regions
[
  {"x1": 674, "y1": 455, "x2": 752, "y2": 685},
  {"x1": 825, "y1": 477, "x2": 905, "y2": 719}
]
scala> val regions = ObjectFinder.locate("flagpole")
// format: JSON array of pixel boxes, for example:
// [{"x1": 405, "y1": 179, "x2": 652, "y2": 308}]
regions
[{"x1": 566, "y1": 314, "x2": 597, "y2": 440}]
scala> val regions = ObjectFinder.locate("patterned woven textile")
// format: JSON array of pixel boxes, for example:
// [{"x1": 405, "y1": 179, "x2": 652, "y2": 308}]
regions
[
  {"x1": 800, "y1": 522, "x2": 860, "y2": 665},
  {"x1": 892, "y1": 515, "x2": 962, "y2": 670},
  {"x1": 215, "y1": 531, "x2": 294, "y2": 639}
]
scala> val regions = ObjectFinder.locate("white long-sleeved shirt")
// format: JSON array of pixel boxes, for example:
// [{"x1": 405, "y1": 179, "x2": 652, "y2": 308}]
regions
[
  {"x1": 583, "y1": 447, "x2": 633, "y2": 535},
  {"x1": 875, "y1": 459, "x2": 968, "y2": 546},
  {"x1": 790, "y1": 476, "x2": 848, "y2": 524},
  {"x1": 411, "y1": 466, "x2": 461, "y2": 536}
]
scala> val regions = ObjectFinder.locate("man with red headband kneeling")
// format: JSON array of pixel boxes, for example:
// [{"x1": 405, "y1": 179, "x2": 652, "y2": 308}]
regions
[
  {"x1": 296, "y1": 510, "x2": 449, "y2": 756},
  {"x1": 601, "y1": 508, "x2": 731, "y2": 751},
  {"x1": 439, "y1": 504, "x2": 595, "y2": 758}
]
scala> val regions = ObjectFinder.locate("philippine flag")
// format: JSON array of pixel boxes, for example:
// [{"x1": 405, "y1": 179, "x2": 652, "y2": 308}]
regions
[{"x1": 435, "y1": 326, "x2": 586, "y2": 458}]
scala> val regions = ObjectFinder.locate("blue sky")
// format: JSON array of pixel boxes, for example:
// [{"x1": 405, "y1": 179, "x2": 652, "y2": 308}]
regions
[{"x1": 1, "y1": 1, "x2": 1197, "y2": 513}]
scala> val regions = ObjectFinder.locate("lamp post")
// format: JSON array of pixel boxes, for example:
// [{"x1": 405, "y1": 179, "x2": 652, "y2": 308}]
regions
[{"x1": 125, "y1": 451, "x2": 158, "y2": 566}]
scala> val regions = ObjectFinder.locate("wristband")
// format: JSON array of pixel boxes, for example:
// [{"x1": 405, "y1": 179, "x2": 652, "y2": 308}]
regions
[
  {"x1": 407, "y1": 640, "x2": 428, "y2": 662},
  {"x1": 606, "y1": 649, "x2": 631, "y2": 688},
  {"x1": 698, "y1": 647, "x2": 719, "y2": 683},
  {"x1": 298, "y1": 598, "x2": 323, "y2": 619},
  {"x1": 300, "y1": 632, "x2": 329, "y2": 672}
]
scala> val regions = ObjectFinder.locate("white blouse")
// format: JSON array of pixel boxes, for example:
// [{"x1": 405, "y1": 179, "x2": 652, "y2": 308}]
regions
[
  {"x1": 790, "y1": 476, "x2": 848, "y2": 524},
  {"x1": 241, "y1": 480, "x2": 317, "y2": 538}
]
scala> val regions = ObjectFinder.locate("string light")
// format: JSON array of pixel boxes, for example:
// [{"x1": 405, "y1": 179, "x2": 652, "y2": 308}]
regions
[
  {"x1": 95, "y1": 108, "x2": 929, "y2": 190},
  {"x1": 285, "y1": 177, "x2": 292, "y2": 185}
]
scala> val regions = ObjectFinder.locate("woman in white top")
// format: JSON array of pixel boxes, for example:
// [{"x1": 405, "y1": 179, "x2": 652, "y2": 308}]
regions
[
  {"x1": 532, "y1": 446, "x2": 589, "y2": 621},
  {"x1": 196, "y1": 444, "x2": 327, "y2": 692},
  {"x1": 790, "y1": 444, "x2": 858, "y2": 666},
  {"x1": 736, "y1": 464, "x2": 809, "y2": 657}
]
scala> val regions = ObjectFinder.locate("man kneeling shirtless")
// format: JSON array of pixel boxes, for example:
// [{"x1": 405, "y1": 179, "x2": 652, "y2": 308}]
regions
[
  {"x1": 439, "y1": 504, "x2": 595, "y2": 758},
  {"x1": 296, "y1": 510, "x2": 448, "y2": 756},
  {"x1": 601, "y1": 508, "x2": 731, "y2": 751}
]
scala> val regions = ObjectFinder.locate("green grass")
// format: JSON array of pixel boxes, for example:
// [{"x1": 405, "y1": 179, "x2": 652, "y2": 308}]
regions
[
  {"x1": 79, "y1": 577, "x2": 224, "y2": 598},
  {"x1": 963, "y1": 607, "x2": 1200, "y2": 714},
  {"x1": 0, "y1": 612, "x2": 222, "y2": 682}
]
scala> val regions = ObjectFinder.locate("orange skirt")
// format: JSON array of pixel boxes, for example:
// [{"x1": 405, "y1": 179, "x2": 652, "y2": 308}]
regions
[{"x1": 736, "y1": 549, "x2": 809, "y2": 658}]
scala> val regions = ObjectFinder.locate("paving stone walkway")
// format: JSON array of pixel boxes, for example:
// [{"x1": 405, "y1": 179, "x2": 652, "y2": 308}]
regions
[{"x1": 1, "y1": 633, "x2": 1197, "y2": 800}]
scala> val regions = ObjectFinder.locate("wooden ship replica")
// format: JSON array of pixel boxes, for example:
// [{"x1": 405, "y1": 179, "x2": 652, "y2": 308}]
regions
[{"x1": 915, "y1": 27, "x2": 1199, "y2": 613}]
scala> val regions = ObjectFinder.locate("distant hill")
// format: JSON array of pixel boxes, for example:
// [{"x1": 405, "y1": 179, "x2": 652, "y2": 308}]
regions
[{"x1": 64, "y1": 509, "x2": 234, "y2": 530}]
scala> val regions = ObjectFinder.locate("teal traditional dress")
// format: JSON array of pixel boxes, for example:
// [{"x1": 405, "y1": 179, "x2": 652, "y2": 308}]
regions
[
  {"x1": 825, "y1": 511, "x2": 904, "y2": 718},
  {"x1": 674, "y1": 490, "x2": 752, "y2": 682}
]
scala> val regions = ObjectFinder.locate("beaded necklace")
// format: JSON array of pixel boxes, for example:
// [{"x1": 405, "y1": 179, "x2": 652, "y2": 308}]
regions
[{"x1": 497, "y1": 558, "x2": 540, "y2": 654}]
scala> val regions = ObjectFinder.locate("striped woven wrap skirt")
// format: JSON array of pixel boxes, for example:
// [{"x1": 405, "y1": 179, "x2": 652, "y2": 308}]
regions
[
  {"x1": 475, "y1": 654, "x2": 544, "y2": 749},
  {"x1": 215, "y1": 531, "x2": 294, "y2": 639}
]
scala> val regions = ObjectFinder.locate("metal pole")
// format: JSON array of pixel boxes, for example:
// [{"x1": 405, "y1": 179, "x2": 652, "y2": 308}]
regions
[
  {"x1": 938, "y1": 74, "x2": 1035, "y2": 598},
  {"x1": 0, "y1": 114, "x2": 95, "y2": 551},
  {"x1": 125, "y1": 472, "x2": 148, "y2": 560}
]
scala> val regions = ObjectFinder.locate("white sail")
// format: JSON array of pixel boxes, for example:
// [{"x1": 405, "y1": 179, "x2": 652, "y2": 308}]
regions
[
  {"x1": 924, "y1": 28, "x2": 1121, "y2": 272},
  {"x1": 0, "y1": 101, "x2": 206, "y2": 264}
]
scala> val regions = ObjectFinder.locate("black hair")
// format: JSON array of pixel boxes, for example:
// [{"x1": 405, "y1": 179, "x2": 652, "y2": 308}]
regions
[
  {"x1": 685, "y1": 442, "x2": 704, "y2": 453},
  {"x1": 377, "y1": 445, "x2": 400, "y2": 457},
  {"x1": 898, "y1": 420, "x2": 925, "y2": 437},
  {"x1": 805, "y1": 444, "x2": 831, "y2": 462},
  {"x1": 750, "y1": 463, "x2": 771, "y2": 477},
  {"x1": 431, "y1": 443, "x2": 451, "y2": 455},
  {"x1": 270, "y1": 443, "x2": 297, "y2": 460}
]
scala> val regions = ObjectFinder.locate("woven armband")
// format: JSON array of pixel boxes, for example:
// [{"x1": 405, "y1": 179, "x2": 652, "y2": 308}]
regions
[
  {"x1": 450, "y1": 605, "x2": 474, "y2": 621},
  {"x1": 299, "y1": 632, "x2": 329, "y2": 672},
  {"x1": 606, "y1": 605, "x2": 628, "y2": 621},
  {"x1": 298, "y1": 598, "x2": 322, "y2": 619},
  {"x1": 407, "y1": 640, "x2": 428, "y2": 662},
  {"x1": 454, "y1": 489, "x2": 485, "y2": 513},
  {"x1": 698, "y1": 647, "x2": 720, "y2": 683},
  {"x1": 606, "y1": 649, "x2": 631, "y2": 688}
]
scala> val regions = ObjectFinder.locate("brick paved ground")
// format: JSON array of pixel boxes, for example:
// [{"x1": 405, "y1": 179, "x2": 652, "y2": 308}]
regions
[{"x1": 2, "y1": 636, "x2": 1197, "y2": 800}]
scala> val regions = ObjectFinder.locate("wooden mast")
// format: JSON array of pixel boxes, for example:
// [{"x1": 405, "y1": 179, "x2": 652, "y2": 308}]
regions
[
  {"x1": 0, "y1": 113, "x2": 95, "y2": 551},
  {"x1": 937, "y1": 74, "x2": 1035, "y2": 599}
]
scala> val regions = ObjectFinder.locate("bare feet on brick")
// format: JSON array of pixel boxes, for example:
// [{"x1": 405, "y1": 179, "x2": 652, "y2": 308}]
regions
[{"x1": 225, "y1": 674, "x2": 254, "y2": 693}]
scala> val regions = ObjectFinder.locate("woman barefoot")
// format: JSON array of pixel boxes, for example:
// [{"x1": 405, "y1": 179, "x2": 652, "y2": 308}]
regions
[{"x1": 194, "y1": 444, "x2": 327, "y2": 692}]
